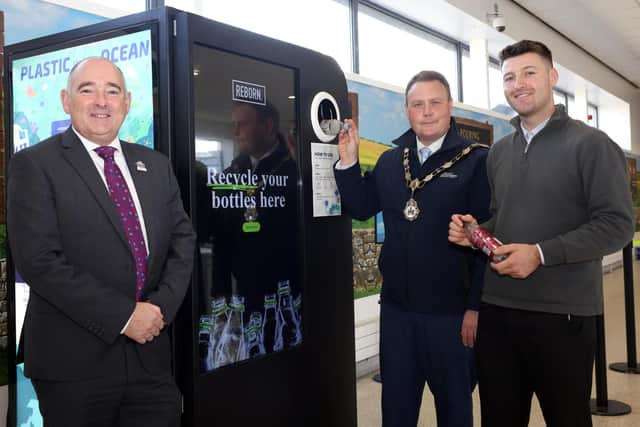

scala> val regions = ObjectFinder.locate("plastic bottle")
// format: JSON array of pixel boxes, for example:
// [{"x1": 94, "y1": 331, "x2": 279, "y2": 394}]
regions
[
  {"x1": 293, "y1": 293, "x2": 302, "y2": 326},
  {"x1": 198, "y1": 315, "x2": 212, "y2": 371},
  {"x1": 214, "y1": 295, "x2": 246, "y2": 366},
  {"x1": 262, "y1": 293, "x2": 277, "y2": 353},
  {"x1": 245, "y1": 311, "x2": 266, "y2": 359},
  {"x1": 464, "y1": 222, "x2": 508, "y2": 262},
  {"x1": 198, "y1": 315, "x2": 212, "y2": 372},
  {"x1": 208, "y1": 297, "x2": 229, "y2": 370},
  {"x1": 274, "y1": 280, "x2": 302, "y2": 351},
  {"x1": 319, "y1": 119, "x2": 351, "y2": 136}
]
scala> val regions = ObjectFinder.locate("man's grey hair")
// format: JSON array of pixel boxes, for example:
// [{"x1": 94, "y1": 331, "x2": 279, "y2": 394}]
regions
[{"x1": 66, "y1": 56, "x2": 127, "y2": 93}]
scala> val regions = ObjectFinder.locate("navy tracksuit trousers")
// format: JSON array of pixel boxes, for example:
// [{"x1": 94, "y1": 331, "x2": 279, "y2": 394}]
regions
[{"x1": 380, "y1": 302, "x2": 476, "y2": 426}]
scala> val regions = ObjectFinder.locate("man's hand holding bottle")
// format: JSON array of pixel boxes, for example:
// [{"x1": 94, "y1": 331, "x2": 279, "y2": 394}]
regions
[{"x1": 337, "y1": 119, "x2": 360, "y2": 167}]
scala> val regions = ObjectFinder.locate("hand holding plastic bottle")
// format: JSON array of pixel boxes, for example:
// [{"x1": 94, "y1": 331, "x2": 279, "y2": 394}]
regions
[
  {"x1": 450, "y1": 214, "x2": 507, "y2": 262},
  {"x1": 448, "y1": 214, "x2": 475, "y2": 247},
  {"x1": 337, "y1": 119, "x2": 360, "y2": 166},
  {"x1": 450, "y1": 214, "x2": 541, "y2": 279}
]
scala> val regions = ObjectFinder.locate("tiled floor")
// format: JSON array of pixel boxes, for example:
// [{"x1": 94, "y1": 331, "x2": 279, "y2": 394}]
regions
[{"x1": 356, "y1": 260, "x2": 640, "y2": 426}]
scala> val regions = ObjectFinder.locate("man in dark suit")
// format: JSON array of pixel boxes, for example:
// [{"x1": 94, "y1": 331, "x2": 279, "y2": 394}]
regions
[{"x1": 7, "y1": 57, "x2": 196, "y2": 427}]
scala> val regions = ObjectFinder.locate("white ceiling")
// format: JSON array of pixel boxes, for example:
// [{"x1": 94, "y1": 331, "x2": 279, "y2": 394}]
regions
[{"x1": 514, "y1": 0, "x2": 640, "y2": 87}]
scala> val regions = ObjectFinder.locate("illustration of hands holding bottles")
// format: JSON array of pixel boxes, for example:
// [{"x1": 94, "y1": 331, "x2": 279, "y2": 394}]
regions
[{"x1": 199, "y1": 280, "x2": 302, "y2": 372}]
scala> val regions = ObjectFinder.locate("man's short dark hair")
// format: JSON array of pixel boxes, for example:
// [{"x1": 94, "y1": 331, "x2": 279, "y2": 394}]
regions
[
  {"x1": 405, "y1": 70, "x2": 452, "y2": 104},
  {"x1": 233, "y1": 101, "x2": 281, "y2": 133},
  {"x1": 499, "y1": 40, "x2": 553, "y2": 67}
]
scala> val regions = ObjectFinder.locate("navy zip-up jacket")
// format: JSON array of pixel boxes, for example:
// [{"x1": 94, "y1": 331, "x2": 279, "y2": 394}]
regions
[{"x1": 335, "y1": 120, "x2": 491, "y2": 314}]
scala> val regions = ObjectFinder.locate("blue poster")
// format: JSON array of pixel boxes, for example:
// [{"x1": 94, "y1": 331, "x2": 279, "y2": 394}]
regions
[{"x1": 12, "y1": 30, "x2": 155, "y2": 152}]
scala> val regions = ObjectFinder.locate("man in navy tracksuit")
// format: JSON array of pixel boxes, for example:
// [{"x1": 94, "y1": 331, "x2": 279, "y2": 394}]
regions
[{"x1": 334, "y1": 71, "x2": 490, "y2": 426}]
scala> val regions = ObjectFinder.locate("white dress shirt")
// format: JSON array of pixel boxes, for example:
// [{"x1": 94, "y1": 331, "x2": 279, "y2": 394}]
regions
[
  {"x1": 74, "y1": 128, "x2": 149, "y2": 252},
  {"x1": 73, "y1": 127, "x2": 148, "y2": 332},
  {"x1": 417, "y1": 134, "x2": 444, "y2": 157}
]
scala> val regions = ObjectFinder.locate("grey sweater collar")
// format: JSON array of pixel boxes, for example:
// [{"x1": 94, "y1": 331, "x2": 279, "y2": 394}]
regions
[{"x1": 510, "y1": 104, "x2": 569, "y2": 138}]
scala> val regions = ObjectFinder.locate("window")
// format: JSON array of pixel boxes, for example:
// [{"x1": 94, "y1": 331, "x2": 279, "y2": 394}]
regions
[
  {"x1": 192, "y1": 45, "x2": 302, "y2": 371},
  {"x1": 358, "y1": 5, "x2": 459, "y2": 99},
  {"x1": 166, "y1": 0, "x2": 352, "y2": 72},
  {"x1": 46, "y1": 0, "x2": 146, "y2": 17},
  {"x1": 553, "y1": 89, "x2": 568, "y2": 107},
  {"x1": 89, "y1": 0, "x2": 145, "y2": 13},
  {"x1": 461, "y1": 49, "x2": 472, "y2": 103},
  {"x1": 587, "y1": 103, "x2": 599, "y2": 128},
  {"x1": 567, "y1": 95, "x2": 577, "y2": 119},
  {"x1": 488, "y1": 62, "x2": 511, "y2": 113},
  {"x1": 462, "y1": 49, "x2": 511, "y2": 114}
]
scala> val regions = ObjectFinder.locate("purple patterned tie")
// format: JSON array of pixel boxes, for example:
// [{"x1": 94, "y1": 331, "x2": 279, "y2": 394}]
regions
[{"x1": 95, "y1": 146, "x2": 148, "y2": 301}]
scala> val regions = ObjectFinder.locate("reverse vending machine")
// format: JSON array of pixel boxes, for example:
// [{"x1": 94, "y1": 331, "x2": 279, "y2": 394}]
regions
[{"x1": 4, "y1": 7, "x2": 356, "y2": 426}]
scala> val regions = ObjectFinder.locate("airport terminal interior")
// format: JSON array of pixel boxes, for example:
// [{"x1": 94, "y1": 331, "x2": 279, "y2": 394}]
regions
[{"x1": 1, "y1": 0, "x2": 640, "y2": 426}]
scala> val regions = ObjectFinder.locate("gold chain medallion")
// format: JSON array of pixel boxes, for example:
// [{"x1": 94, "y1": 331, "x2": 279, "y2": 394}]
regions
[{"x1": 402, "y1": 143, "x2": 488, "y2": 221}]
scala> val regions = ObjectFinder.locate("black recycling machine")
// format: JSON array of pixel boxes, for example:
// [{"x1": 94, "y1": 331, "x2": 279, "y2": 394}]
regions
[{"x1": 3, "y1": 6, "x2": 356, "y2": 426}]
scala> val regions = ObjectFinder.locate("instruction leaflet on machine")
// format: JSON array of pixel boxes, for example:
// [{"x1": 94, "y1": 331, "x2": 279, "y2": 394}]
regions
[{"x1": 310, "y1": 142, "x2": 342, "y2": 217}]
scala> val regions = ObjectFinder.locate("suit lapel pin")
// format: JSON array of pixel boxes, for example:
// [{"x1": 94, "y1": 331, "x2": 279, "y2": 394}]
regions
[{"x1": 136, "y1": 161, "x2": 147, "y2": 172}]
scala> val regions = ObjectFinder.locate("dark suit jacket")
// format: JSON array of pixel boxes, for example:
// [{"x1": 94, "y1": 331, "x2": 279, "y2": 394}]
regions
[{"x1": 7, "y1": 127, "x2": 196, "y2": 381}]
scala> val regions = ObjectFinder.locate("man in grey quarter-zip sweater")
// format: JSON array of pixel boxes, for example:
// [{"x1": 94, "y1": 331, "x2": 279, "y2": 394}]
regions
[{"x1": 449, "y1": 40, "x2": 634, "y2": 427}]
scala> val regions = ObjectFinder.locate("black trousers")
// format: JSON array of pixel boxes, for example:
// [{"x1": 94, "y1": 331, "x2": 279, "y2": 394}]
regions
[
  {"x1": 476, "y1": 303, "x2": 596, "y2": 427},
  {"x1": 32, "y1": 341, "x2": 181, "y2": 427}
]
